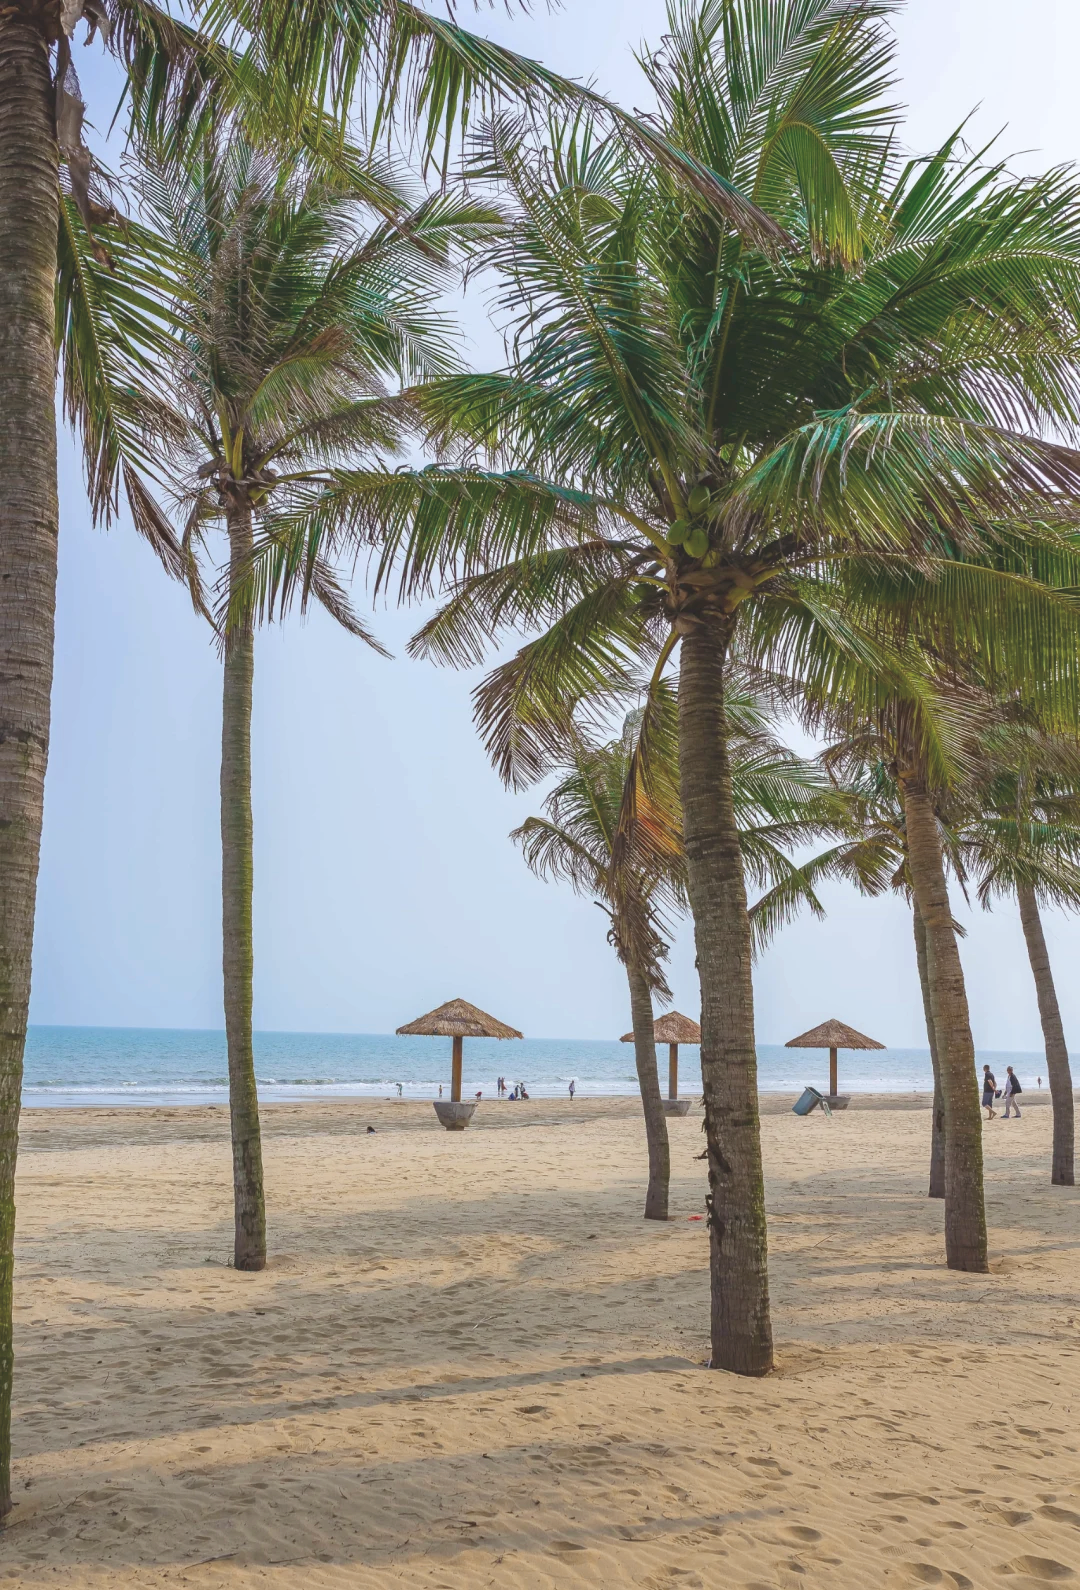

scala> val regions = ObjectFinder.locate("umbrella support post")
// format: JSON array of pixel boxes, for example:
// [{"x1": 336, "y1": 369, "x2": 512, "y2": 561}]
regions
[
  {"x1": 662, "y1": 1042, "x2": 690, "y2": 1115},
  {"x1": 829, "y1": 1046, "x2": 837, "y2": 1098},
  {"x1": 451, "y1": 1035, "x2": 463, "y2": 1103},
  {"x1": 663, "y1": 1039, "x2": 691, "y2": 1115}
]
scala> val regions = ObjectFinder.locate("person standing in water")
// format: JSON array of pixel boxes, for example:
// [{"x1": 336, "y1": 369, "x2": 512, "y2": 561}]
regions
[
  {"x1": 982, "y1": 1064, "x2": 997, "y2": 1120},
  {"x1": 1002, "y1": 1066, "x2": 1023, "y2": 1118}
]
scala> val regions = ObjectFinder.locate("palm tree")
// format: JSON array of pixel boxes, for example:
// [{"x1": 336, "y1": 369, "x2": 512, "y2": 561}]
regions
[
  {"x1": 823, "y1": 717, "x2": 1080, "y2": 1194},
  {"x1": 269, "y1": 0, "x2": 1080, "y2": 1364},
  {"x1": 959, "y1": 723, "x2": 1080, "y2": 1186},
  {"x1": 515, "y1": 692, "x2": 847, "y2": 1221},
  {"x1": 513, "y1": 713, "x2": 682, "y2": 1220},
  {"x1": 799, "y1": 749, "x2": 969, "y2": 1202},
  {"x1": 0, "y1": 6, "x2": 346, "y2": 1506},
  {"x1": 112, "y1": 136, "x2": 492, "y2": 1270}
]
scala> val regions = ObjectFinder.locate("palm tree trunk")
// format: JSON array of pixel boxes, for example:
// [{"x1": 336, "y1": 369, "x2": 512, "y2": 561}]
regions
[
  {"x1": 222, "y1": 504, "x2": 266, "y2": 1270},
  {"x1": 1016, "y1": 881, "x2": 1074, "y2": 1187},
  {"x1": 899, "y1": 776, "x2": 987, "y2": 1272},
  {"x1": 912, "y1": 900, "x2": 945, "y2": 1199},
  {"x1": 625, "y1": 959, "x2": 670, "y2": 1220},
  {"x1": 678, "y1": 615, "x2": 772, "y2": 1376},
  {"x1": 0, "y1": 14, "x2": 60, "y2": 1517}
]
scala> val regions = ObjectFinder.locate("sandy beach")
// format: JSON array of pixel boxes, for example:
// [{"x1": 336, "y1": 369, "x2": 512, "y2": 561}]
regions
[{"x1": 4, "y1": 1094, "x2": 1080, "y2": 1587}]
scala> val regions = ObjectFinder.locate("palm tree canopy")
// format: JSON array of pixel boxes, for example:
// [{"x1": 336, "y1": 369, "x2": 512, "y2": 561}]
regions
[
  {"x1": 956, "y1": 720, "x2": 1080, "y2": 912},
  {"x1": 261, "y1": 0, "x2": 1080, "y2": 800},
  {"x1": 514, "y1": 690, "x2": 850, "y2": 992},
  {"x1": 87, "y1": 132, "x2": 499, "y2": 638}
]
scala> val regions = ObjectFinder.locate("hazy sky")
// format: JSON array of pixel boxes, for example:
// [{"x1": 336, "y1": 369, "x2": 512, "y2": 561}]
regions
[{"x1": 35, "y1": 0, "x2": 1080, "y2": 1046}]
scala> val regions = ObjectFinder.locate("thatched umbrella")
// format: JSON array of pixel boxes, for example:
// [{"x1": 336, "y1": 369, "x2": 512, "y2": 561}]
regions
[
  {"x1": 396, "y1": 998, "x2": 523, "y2": 1130},
  {"x1": 621, "y1": 1011, "x2": 700, "y2": 1106},
  {"x1": 785, "y1": 1017, "x2": 884, "y2": 1099}
]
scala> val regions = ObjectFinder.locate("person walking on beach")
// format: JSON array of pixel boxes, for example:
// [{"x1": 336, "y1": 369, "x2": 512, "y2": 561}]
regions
[
  {"x1": 1002, "y1": 1066, "x2": 1023, "y2": 1118},
  {"x1": 569, "y1": 1080, "x2": 576, "y2": 1101},
  {"x1": 982, "y1": 1064, "x2": 997, "y2": 1120},
  {"x1": 396, "y1": 1082, "x2": 403, "y2": 1098}
]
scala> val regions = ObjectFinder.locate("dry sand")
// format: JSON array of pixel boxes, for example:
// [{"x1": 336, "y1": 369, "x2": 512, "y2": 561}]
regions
[{"x1": 4, "y1": 1093, "x2": 1080, "y2": 1588}]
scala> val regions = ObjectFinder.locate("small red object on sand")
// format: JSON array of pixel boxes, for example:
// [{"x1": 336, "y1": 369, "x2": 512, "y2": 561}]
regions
[{"x1": 688, "y1": 1215, "x2": 703, "y2": 1221}]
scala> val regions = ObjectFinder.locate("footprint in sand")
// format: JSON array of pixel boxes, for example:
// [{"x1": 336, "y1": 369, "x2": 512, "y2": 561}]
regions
[
  {"x1": 1040, "y1": 1508, "x2": 1080, "y2": 1526},
  {"x1": 998, "y1": 1558, "x2": 1075, "y2": 1581},
  {"x1": 783, "y1": 1526, "x2": 822, "y2": 1543},
  {"x1": 745, "y1": 1456, "x2": 793, "y2": 1477},
  {"x1": 902, "y1": 1567, "x2": 971, "y2": 1587}
]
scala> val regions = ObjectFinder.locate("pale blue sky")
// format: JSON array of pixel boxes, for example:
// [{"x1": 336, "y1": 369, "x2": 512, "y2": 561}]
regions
[{"x1": 34, "y1": 0, "x2": 1080, "y2": 1046}]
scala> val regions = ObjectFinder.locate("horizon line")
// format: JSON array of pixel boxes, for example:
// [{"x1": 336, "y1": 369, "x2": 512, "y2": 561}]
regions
[{"x1": 23, "y1": 1022, "x2": 1048, "y2": 1055}]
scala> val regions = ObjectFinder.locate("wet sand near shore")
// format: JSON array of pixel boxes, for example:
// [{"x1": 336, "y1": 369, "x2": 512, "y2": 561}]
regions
[
  {"x1": 4, "y1": 1095, "x2": 1079, "y2": 1587},
  {"x1": 14, "y1": 1089, "x2": 979, "y2": 1152}
]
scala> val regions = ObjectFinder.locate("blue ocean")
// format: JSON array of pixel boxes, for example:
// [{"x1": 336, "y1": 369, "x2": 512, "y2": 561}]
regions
[{"x1": 18, "y1": 1026, "x2": 1045, "y2": 1108}]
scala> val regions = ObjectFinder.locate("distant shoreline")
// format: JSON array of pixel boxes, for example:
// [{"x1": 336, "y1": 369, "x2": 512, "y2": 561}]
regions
[
  {"x1": 18, "y1": 1088, "x2": 1067, "y2": 1129},
  {"x1": 16, "y1": 1083, "x2": 956, "y2": 1111}
]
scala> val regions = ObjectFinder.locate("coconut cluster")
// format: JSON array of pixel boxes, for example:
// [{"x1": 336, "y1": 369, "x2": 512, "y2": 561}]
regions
[{"x1": 666, "y1": 484, "x2": 714, "y2": 558}]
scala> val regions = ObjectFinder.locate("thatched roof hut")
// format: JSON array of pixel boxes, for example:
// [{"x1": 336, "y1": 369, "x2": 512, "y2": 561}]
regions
[
  {"x1": 785, "y1": 1019, "x2": 884, "y2": 1051},
  {"x1": 620, "y1": 1011, "x2": 700, "y2": 1107},
  {"x1": 786, "y1": 1017, "x2": 883, "y2": 1101},
  {"x1": 396, "y1": 998, "x2": 523, "y2": 1040},
  {"x1": 397, "y1": 998, "x2": 523, "y2": 1126},
  {"x1": 619, "y1": 1011, "x2": 700, "y2": 1045}
]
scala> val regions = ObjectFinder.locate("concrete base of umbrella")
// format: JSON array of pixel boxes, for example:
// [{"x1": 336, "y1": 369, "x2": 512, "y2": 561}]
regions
[
  {"x1": 785, "y1": 1019, "x2": 883, "y2": 1115},
  {"x1": 661, "y1": 1098, "x2": 692, "y2": 1116},
  {"x1": 395, "y1": 1000, "x2": 524, "y2": 1132},
  {"x1": 433, "y1": 1100, "x2": 478, "y2": 1130}
]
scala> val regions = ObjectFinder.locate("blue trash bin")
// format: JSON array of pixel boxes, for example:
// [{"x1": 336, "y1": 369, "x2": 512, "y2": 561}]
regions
[{"x1": 793, "y1": 1086, "x2": 823, "y2": 1116}]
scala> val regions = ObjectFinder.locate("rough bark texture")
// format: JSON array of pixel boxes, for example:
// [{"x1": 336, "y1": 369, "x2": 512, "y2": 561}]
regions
[
  {"x1": 626, "y1": 960, "x2": 670, "y2": 1221},
  {"x1": 1017, "y1": 882, "x2": 1074, "y2": 1187},
  {"x1": 678, "y1": 617, "x2": 773, "y2": 1375},
  {"x1": 0, "y1": 13, "x2": 60, "y2": 1517},
  {"x1": 900, "y1": 778, "x2": 987, "y2": 1272},
  {"x1": 222, "y1": 505, "x2": 266, "y2": 1271},
  {"x1": 912, "y1": 901, "x2": 946, "y2": 1199}
]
